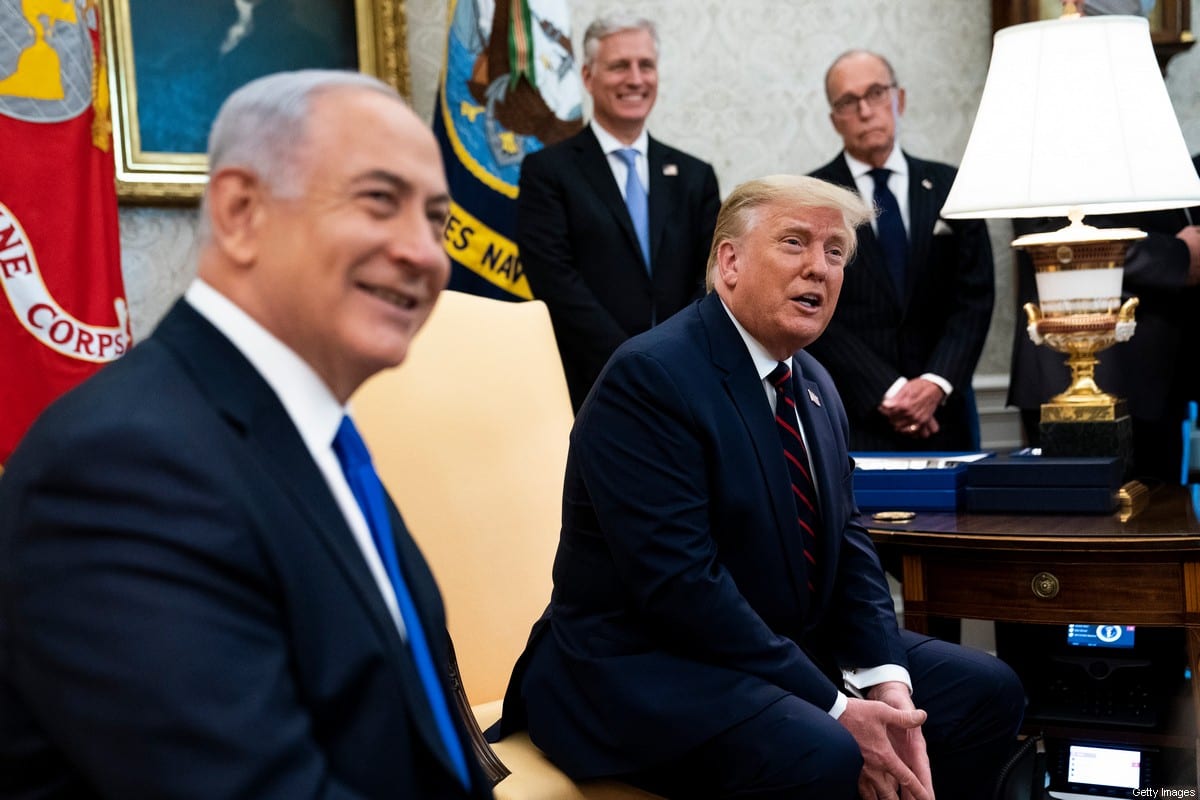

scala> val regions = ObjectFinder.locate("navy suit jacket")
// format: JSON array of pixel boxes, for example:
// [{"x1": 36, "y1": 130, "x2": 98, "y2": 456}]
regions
[
  {"x1": 809, "y1": 152, "x2": 994, "y2": 450},
  {"x1": 517, "y1": 125, "x2": 720, "y2": 410},
  {"x1": 0, "y1": 302, "x2": 492, "y2": 799},
  {"x1": 499, "y1": 293, "x2": 905, "y2": 779}
]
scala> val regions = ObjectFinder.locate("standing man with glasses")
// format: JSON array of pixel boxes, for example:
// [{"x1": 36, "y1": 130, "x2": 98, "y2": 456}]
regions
[
  {"x1": 0, "y1": 70, "x2": 493, "y2": 799},
  {"x1": 810, "y1": 50, "x2": 994, "y2": 452},
  {"x1": 517, "y1": 12, "x2": 720, "y2": 412}
]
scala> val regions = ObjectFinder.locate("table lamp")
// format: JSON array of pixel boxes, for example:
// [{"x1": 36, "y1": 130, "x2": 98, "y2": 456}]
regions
[{"x1": 941, "y1": 10, "x2": 1200, "y2": 470}]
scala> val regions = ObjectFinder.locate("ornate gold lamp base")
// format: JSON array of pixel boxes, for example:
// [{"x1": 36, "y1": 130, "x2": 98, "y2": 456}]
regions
[
  {"x1": 1016, "y1": 221, "x2": 1144, "y2": 477},
  {"x1": 1024, "y1": 299, "x2": 1139, "y2": 423}
]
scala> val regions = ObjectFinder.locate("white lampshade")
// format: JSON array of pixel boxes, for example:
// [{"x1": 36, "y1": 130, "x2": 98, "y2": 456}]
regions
[{"x1": 942, "y1": 15, "x2": 1200, "y2": 220}]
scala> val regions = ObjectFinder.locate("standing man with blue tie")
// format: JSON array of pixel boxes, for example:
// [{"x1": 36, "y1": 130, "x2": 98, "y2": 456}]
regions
[
  {"x1": 810, "y1": 50, "x2": 994, "y2": 451},
  {"x1": 0, "y1": 70, "x2": 492, "y2": 799},
  {"x1": 497, "y1": 175, "x2": 1023, "y2": 799},
  {"x1": 517, "y1": 13, "x2": 721, "y2": 411}
]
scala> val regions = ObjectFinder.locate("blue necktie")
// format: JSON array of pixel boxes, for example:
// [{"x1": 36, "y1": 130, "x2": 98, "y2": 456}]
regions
[
  {"x1": 332, "y1": 416, "x2": 470, "y2": 789},
  {"x1": 768, "y1": 362, "x2": 822, "y2": 596},
  {"x1": 615, "y1": 148, "x2": 651, "y2": 274},
  {"x1": 869, "y1": 167, "x2": 908, "y2": 296}
]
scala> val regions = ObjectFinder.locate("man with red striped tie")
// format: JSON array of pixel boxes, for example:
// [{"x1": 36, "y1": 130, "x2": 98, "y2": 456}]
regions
[{"x1": 497, "y1": 175, "x2": 1023, "y2": 799}]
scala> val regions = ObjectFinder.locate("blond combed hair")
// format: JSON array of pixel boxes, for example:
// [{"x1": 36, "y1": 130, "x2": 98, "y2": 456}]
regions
[{"x1": 705, "y1": 175, "x2": 874, "y2": 291}]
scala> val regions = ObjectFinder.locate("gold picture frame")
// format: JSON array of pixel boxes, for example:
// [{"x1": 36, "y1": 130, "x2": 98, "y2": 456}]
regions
[
  {"x1": 103, "y1": 0, "x2": 410, "y2": 204},
  {"x1": 991, "y1": 0, "x2": 1194, "y2": 72}
]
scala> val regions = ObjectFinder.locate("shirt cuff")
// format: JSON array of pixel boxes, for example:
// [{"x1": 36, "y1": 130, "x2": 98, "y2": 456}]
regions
[
  {"x1": 828, "y1": 691, "x2": 849, "y2": 719},
  {"x1": 842, "y1": 665, "x2": 913, "y2": 697},
  {"x1": 883, "y1": 376, "x2": 907, "y2": 401},
  {"x1": 919, "y1": 372, "x2": 953, "y2": 400}
]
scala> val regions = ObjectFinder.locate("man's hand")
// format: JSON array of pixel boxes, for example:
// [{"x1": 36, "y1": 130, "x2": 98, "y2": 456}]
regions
[
  {"x1": 878, "y1": 378, "x2": 945, "y2": 437},
  {"x1": 838, "y1": 682, "x2": 934, "y2": 800}
]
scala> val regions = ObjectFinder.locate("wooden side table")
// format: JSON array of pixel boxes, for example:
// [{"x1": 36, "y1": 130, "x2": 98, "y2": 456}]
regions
[{"x1": 869, "y1": 485, "x2": 1200, "y2": 761}]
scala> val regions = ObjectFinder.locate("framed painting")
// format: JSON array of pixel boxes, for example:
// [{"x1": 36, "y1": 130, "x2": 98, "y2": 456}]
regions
[
  {"x1": 103, "y1": 0, "x2": 410, "y2": 203},
  {"x1": 991, "y1": 0, "x2": 1194, "y2": 71}
]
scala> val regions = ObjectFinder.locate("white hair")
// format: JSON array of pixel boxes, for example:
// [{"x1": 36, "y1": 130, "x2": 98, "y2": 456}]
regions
[
  {"x1": 582, "y1": 13, "x2": 659, "y2": 66},
  {"x1": 200, "y1": 69, "x2": 404, "y2": 240}
]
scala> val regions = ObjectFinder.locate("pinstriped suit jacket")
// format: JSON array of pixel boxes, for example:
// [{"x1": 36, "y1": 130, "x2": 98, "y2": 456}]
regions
[{"x1": 809, "y1": 151, "x2": 994, "y2": 451}]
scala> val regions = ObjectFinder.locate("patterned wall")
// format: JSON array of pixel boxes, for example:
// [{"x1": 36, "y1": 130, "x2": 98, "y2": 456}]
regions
[{"x1": 119, "y1": 0, "x2": 1200, "y2": 386}]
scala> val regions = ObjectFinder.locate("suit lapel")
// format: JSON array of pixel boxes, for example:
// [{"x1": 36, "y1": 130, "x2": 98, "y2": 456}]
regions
[
  {"x1": 906, "y1": 153, "x2": 938, "y2": 305},
  {"x1": 573, "y1": 127, "x2": 648, "y2": 273},
  {"x1": 647, "y1": 137, "x2": 672, "y2": 275},
  {"x1": 155, "y1": 302, "x2": 459, "y2": 780},
  {"x1": 700, "y1": 296, "x2": 809, "y2": 612},
  {"x1": 825, "y1": 154, "x2": 900, "y2": 307},
  {"x1": 387, "y1": 504, "x2": 467, "y2": 782},
  {"x1": 791, "y1": 361, "x2": 842, "y2": 613}
]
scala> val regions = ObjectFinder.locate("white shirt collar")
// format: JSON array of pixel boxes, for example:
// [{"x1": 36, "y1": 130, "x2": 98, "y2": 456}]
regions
[
  {"x1": 843, "y1": 142, "x2": 906, "y2": 180},
  {"x1": 591, "y1": 120, "x2": 649, "y2": 157},
  {"x1": 718, "y1": 296, "x2": 786, "y2": 382},
  {"x1": 717, "y1": 295, "x2": 819, "y2": 491},
  {"x1": 183, "y1": 278, "x2": 407, "y2": 637},
  {"x1": 184, "y1": 278, "x2": 345, "y2": 455}
]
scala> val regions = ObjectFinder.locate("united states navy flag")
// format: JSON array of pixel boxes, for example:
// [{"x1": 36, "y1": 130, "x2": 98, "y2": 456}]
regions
[{"x1": 435, "y1": 0, "x2": 583, "y2": 300}]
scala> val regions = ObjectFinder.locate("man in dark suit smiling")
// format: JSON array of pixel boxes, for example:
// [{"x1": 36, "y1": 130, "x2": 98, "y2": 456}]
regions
[
  {"x1": 0, "y1": 70, "x2": 492, "y2": 799},
  {"x1": 810, "y1": 50, "x2": 994, "y2": 451},
  {"x1": 500, "y1": 175, "x2": 1023, "y2": 799},
  {"x1": 517, "y1": 12, "x2": 720, "y2": 411}
]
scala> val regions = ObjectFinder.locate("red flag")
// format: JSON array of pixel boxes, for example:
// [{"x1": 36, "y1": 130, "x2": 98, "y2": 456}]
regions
[{"x1": 0, "y1": 0, "x2": 131, "y2": 465}]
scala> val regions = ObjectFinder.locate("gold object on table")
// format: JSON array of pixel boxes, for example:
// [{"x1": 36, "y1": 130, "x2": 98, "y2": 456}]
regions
[{"x1": 1017, "y1": 216, "x2": 1145, "y2": 423}]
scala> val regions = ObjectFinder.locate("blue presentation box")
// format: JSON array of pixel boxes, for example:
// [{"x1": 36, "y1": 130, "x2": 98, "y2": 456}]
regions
[
  {"x1": 855, "y1": 488, "x2": 962, "y2": 511},
  {"x1": 964, "y1": 486, "x2": 1118, "y2": 514},
  {"x1": 965, "y1": 452, "x2": 1123, "y2": 489},
  {"x1": 851, "y1": 452, "x2": 990, "y2": 510}
]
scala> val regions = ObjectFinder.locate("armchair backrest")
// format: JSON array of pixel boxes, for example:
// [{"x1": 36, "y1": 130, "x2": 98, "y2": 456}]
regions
[{"x1": 352, "y1": 290, "x2": 572, "y2": 706}]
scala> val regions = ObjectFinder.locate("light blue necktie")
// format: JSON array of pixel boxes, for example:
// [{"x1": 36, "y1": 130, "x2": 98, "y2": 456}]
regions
[
  {"x1": 615, "y1": 147, "x2": 651, "y2": 274},
  {"x1": 332, "y1": 416, "x2": 470, "y2": 789}
]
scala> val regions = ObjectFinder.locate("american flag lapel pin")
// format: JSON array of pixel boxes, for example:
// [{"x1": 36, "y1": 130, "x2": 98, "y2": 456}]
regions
[
  {"x1": 663, "y1": 163, "x2": 678, "y2": 176},
  {"x1": 921, "y1": 178, "x2": 933, "y2": 190},
  {"x1": 808, "y1": 388, "x2": 821, "y2": 407}
]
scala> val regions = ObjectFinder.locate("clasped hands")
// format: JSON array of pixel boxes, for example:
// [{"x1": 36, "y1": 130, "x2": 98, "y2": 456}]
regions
[
  {"x1": 838, "y1": 681, "x2": 935, "y2": 800},
  {"x1": 878, "y1": 378, "x2": 944, "y2": 439}
]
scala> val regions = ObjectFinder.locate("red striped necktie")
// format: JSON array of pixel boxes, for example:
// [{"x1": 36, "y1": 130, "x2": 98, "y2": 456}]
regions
[{"x1": 767, "y1": 362, "x2": 822, "y2": 594}]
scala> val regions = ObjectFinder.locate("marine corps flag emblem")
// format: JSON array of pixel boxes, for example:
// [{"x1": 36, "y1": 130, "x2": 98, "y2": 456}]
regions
[
  {"x1": 0, "y1": 0, "x2": 130, "y2": 464},
  {"x1": 435, "y1": 0, "x2": 583, "y2": 300}
]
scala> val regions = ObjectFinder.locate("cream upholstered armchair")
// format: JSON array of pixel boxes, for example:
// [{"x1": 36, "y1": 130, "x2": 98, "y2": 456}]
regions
[{"x1": 353, "y1": 290, "x2": 660, "y2": 800}]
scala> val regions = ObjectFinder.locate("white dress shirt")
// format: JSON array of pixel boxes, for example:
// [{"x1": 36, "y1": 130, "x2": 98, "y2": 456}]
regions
[
  {"x1": 845, "y1": 145, "x2": 910, "y2": 237},
  {"x1": 592, "y1": 120, "x2": 649, "y2": 200},
  {"x1": 720, "y1": 299, "x2": 913, "y2": 717},
  {"x1": 185, "y1": 279, "x2": 406, "y2": 638}
]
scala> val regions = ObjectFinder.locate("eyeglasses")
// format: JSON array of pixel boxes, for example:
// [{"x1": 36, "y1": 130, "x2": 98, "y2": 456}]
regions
[{"x1": 830, "y1": 83, "x2": 897, "y2": 117}]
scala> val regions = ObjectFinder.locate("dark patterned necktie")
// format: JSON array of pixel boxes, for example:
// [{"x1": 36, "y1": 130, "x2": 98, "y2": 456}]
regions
[
  {"x1": 332, "y1": 416, "x2": 470, "y2": 789},
  {"x1": 869, "y1": 167, "x2": 908, "y2": 296},
  {"x1": 768, "y1": 362, "x2": 821, "y2": 594}
]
